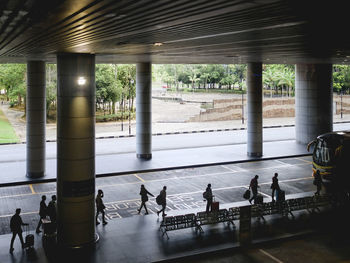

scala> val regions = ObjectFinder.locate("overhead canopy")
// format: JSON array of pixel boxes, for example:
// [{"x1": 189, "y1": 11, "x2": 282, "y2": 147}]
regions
[{"x1": 0, "y1": 0, "x2": 349, "y2": 64}]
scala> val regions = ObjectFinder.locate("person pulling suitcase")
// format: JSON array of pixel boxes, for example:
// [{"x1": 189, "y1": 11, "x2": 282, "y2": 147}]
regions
[
  {"x1": 9, "y1": 208, "x2": 29, "y2": 254},
  {"x1": 203, "y1": 184, "x2": 213, "y2": 213}
]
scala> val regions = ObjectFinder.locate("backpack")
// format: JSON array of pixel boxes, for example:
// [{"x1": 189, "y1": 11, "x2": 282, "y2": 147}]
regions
[
  {"x1": 156, "y1": 194, "x2": 162, "y2": 205},
  {"x1": 203, "y1": 191, "x2": 208, "y2": 199},
  {"x1": 10, "y1": 216, "x2": 15, "y2": 232}
]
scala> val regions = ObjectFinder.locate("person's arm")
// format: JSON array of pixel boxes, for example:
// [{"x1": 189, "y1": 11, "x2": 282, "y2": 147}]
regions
[
  {"x1": 20, "y1": 217, "x2": 28, "y2": 226},
  {"x1": 147, "y1": 190, "x2": 154, "y2": 197}
]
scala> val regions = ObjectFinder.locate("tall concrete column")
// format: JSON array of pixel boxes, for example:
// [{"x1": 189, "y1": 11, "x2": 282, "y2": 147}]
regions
[
  {"x1": 295, "y1": 64, "x2": 333, "y2": 144},
  {"x1": 136, "y1": 62, "x2": 152, "y2": 159},
  {"x1": 247, "y1": 62, "x2": 263, "y2": 157},
  {"x1": 26, "y1": 61, "x2": 46, "y2": 178},
  {"x1": 57, "y1": 53, "x2": 96, "y2": 248}
]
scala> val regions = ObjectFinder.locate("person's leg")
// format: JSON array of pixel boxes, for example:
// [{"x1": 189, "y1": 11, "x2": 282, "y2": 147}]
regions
[
  {"x1": 161, "y1": 204, "x2": 166, "y2": 217},
  {"x1": 139, "y1": 202, "x2": 145, "y2": 213},
  {"x1": 36, "y1": 217, "x2": 43, "y2": 233},
  {"x1": 102, "y1": 210, "x2": 107, "y2": 224},
  {"x1": 18, "y1": 232, "x2": 25, "y2": 248},
  {"x1": 157, "y1": 204, "x2": 165, "y2": 216},
  {"x1": 96, "y1": 211, "x2": 100, "y2": 225},
  {"x1": 253, "y1": 189, "x2": 258, "y2": 203},
  {"x1": 272, "y1": 188, "x2": 275, "y2": 201},
  {"x1": 206, "y1": 200, "x2": 210, "y2": 213},
  {"x1": 317, "y1": 184, "x2": 321, "y2": 195},
  {"x1": 249, "y1": 194, "x2": 253, "y2": 203},
  {"x1": 144, "y1": 203, "x2": 149, "y2": 214},
  {"x1": 10, "y1": 232, "x2": 16, "y2": 252}
]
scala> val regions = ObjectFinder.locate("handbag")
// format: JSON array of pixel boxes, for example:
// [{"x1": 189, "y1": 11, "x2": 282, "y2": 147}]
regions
[{"x1": 243, "y1": 189, "x2": 251, "y2": 199}]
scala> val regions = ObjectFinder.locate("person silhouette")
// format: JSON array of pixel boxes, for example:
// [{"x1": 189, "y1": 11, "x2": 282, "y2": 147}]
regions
[
  {"x1": 157, "y1": 186, "x2": 167, "y2": 217},
  {"x1": 9, "y1": 208, "x2": 28, "y2": 253},
  {"x1": 47, "y1": 195, "x2": 57, "y2": 223},
  {"x1": 96, "y1": 189, "x2": 107, "y2": 225},
  {"x1": 138, "y1": 185, "x2": 154, "y2": 215},
  {"x1": 249, "y1": 175, "x2": 259, "y2": 204},
  {"x1": 36, "y1": 195, "x2": 47, "y2": 233},
  {"x1": 204, "y1": 184, "x2": 213, "y2": 213},
  {"x1": 271, "y1": 173, "x2": 280, "y2": 202}
]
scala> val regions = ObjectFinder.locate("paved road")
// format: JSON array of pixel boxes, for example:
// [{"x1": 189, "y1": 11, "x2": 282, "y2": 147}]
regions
[
  {"x1": 0, "y1": 156, "x2": 313, "y2": 235},
  {"x1": 1, "y1": 123, "x2": 350, "y2": 163}
]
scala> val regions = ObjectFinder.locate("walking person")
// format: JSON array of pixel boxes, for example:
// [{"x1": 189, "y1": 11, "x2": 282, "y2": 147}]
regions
[
  {"x1": 96, "y1": 189, "x2": 107, "y2": 225},
  {"x1": 314, "y1": 170, "x2": 322, "y2": 195},
  {"x1": 138, "y1": 185, "x2": 154, "y2": 215},
  {"x1": 249, "y1": 175, "x2": 259, "y2": 204},
  {"x1": 156, "y1": 186, "x2": 167, "y2": 217},
  {"x1": 47, "y1": 195, "x2": 57, "y2": 223},
  {"x1": 271, "y1": 173, "x2": 280, "y2": 202},
  {"x1": 9, "y1": 208, "x2": 28, "y2": 253},
  {"x1": 36, "y1": 195, "x2": 47, "y2": 233},
  {"x1": 204, "y1": 184, "x2": 213, "y2": 213}
]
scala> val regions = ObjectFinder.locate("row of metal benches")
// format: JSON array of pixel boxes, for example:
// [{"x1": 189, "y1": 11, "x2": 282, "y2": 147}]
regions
[
  {"x1": 159, "y1": 208, "x2": 237, "y2": 238},
  {"x1": 251, "y1": 194, "x2": 331, "y2": 220},
  {"x1": 159, "y1": 194, "x2": 331, "y2": 238}
]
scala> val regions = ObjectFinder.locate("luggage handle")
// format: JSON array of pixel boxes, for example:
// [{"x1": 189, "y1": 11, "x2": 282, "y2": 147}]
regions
[{"x1": 25, "y1": 224, "x2": 29, "y2": 236}]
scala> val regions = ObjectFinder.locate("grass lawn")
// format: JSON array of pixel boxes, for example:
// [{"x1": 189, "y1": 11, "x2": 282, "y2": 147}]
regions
[{"x1": 0, "y1": 108, "x2": 20, "y2": 144}]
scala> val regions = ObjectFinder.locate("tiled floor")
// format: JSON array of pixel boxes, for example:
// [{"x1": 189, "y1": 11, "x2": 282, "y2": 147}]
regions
[{"x1": 0, "y1": 156, "x2": 313, "y2": 235}]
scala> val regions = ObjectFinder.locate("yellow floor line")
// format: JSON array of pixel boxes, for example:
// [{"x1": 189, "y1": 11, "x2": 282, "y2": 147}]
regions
[
  {"x1": 29, "y1": 184, "x2": 36, "y2": 194},
  {"x1": 134, "y1": 174, "x2": 145, "y2": 182},
  {"x1": 296, "y1": 157, "x2": 312, "y2": 164}
]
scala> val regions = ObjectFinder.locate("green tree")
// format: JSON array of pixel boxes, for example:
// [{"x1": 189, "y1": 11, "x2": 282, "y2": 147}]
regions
[
  {"x1": 46, "y1": 64, "x2": 57, "y2": 118},
  {"x1": 333, "y1": 65, "x2": 350, "y2": 94},
  {"x1": 0, "y1": 64, "x2": 26, "y2": 105},
  {"x1": 96, "y1": 64, "x2": 120, "y2": 114}
]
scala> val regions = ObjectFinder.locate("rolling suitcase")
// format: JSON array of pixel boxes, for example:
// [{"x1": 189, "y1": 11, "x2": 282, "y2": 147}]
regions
[
  {"x1": 211, "y1": 196, "x2": 219, "y2": 212},
  {"x1": 277, "y1": 190, "x2": 285, "y2": 202},
  {"x1": 25, "y1": 225, "x2": 34, "y2": 248}
]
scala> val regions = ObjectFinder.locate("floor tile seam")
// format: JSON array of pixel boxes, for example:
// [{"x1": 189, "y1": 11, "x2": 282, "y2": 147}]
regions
[
  {"x1": 102, "y1": 177, "x2": 312, "y2": 204},
  {"x1": 0, "y1": 176, "x2": 312, "y2": 201},
  {"x1": 137, "y1": 162, "x2": 310, "y2": 182}
]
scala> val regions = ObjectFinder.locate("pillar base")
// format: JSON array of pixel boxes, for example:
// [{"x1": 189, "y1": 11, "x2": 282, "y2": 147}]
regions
[
  {"x1": 58, "y1": 233, "x2": 99, "y2": 250},
  {"x1": 26, "y1": 171, "x2": 45, "y2": 178},
  {"x1": 137, "y1": 154, "x2": 152, "y2": 160},
  {"x1": 247, "y1": 152, "x2": 262, "y2": 157}
]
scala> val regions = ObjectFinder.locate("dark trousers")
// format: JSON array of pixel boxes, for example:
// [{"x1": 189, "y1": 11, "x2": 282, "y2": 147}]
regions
[
  {"x1": 158, "y1": 204, "x2": 166, "y2": 216},
  {"x1": 10, "y1": 231, "x2": 24, "y2": 249},
  {"x1": 206, "y1": 198, "x2": 213, "y2": 213},
  {"x1": 316, "y1": 184, "x2": 322, "y2": 195},
  {"x1": 249, "y1": 189, "x2": 258, "y2": 203},
  {"x1": 138, "y1": 201, "x2": 148, "y2": 213},
  {"x1": 272, "y1": 188, "x2": 279, "y2": 201},
  {"x1": 36, "y1": 216, "x2": 45, "y2": 231},
  {"x1": 96, "y1": 210, "x2": 106, "y2": 223}
]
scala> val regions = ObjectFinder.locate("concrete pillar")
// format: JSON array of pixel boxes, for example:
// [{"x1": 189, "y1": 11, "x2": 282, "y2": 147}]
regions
[
  {"x1": 26, "y1": 61, "x2": 46, "y2": 178},
  {"x1": 295, "y1": 64, "x2": 333, "y2": 144},
  {"x1": 136, "y1": 62, "x2": 152, "y2": 159},
  {"x1": 56, "y1": 53, "x2": 96, "y2": 248},
  {"x1": 247, "y1": 62, "x2": 263, "y2": 157}
]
